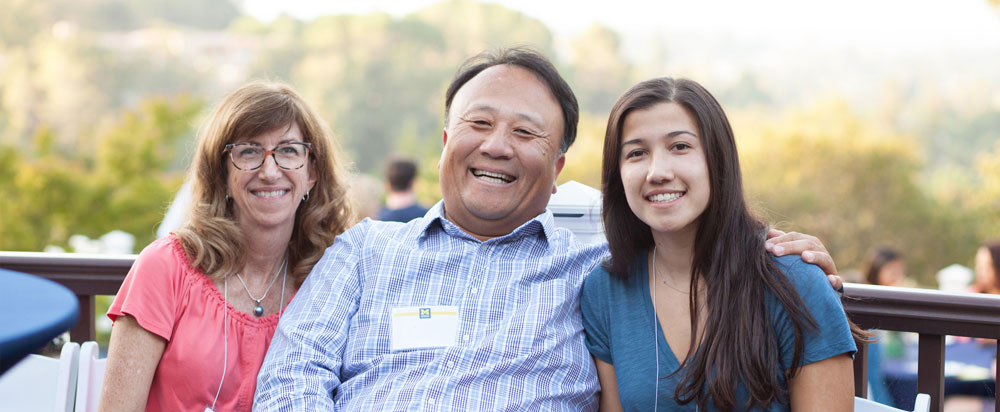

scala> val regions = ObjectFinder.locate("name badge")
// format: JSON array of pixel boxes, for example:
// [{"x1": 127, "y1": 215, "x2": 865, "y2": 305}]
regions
[{"x1": 391, "y1": 305, "x2": 459, "y2": 352}]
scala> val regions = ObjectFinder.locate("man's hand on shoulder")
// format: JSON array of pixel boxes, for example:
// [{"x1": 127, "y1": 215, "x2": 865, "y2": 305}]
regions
[{"x1": 765, "y1": 229, "x2": 843, "y2": 293}]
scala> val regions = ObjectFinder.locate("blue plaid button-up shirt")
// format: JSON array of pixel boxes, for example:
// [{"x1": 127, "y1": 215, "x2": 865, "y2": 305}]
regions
[{"x1": 254, "y1": 202, "x2": 608, "y2": 411}]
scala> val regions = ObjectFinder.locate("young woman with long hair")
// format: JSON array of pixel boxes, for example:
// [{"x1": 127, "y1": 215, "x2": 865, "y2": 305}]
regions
[{"x1": 581, "y1": 77, "x2": 866, "y2": 411}]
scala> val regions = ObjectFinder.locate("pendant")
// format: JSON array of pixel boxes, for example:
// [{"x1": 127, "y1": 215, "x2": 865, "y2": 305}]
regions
[{"x1": 253, "y1": 301, "x2": 264, "y2": 317}]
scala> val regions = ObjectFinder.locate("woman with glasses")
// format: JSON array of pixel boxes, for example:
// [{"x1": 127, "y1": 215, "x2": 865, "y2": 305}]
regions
[{"x1": 99, "y1": 81, "x2": 355, "y2": 411}]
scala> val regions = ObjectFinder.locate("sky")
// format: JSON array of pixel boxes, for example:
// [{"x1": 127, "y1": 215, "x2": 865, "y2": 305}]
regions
[{"x1": 242, "y1": 0, "x2": 1000, "y2": 51}]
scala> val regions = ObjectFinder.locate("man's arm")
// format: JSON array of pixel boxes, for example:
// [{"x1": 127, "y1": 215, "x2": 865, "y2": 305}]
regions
[
  {"x1": 765, "y1": 229, "x2": 843, "y2": 291},
  {"x1": 254, "y1": 225, "x2": 367, "y2": 411}
]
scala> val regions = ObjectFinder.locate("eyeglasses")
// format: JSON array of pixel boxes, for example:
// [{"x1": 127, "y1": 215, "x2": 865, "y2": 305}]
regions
[{"x1": 224, "y1": 142, "x2": 312, "y2": 170}]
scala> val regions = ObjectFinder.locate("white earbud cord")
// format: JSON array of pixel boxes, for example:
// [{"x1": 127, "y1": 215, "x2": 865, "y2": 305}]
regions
[
  {"x1": 210, "y1": 278, "x2": 229, "y2": 411},
  {"x1": 652, "y1": 246, "x2": 659, "y2": 412},
  {"x1": 208, "y1": 257, "x2": 285, "y2": 411},
  {"x1": 652, "y1": 246, "x2": 698, "y2": 412},
  {"x1": 278, "y1": 260, "x2": 287, "y2": 317}
]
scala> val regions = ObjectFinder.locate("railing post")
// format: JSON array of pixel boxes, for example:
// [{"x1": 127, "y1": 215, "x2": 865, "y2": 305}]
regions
[
  {"x1": 854, "y1": 341, "x2": 868, "y2": 398},
  {"x1": 71, "y1": 294, "x2": 96, "y2": 343},
  {"x1": 917, "y1": 334, "x2": 945, "y2": 412}
]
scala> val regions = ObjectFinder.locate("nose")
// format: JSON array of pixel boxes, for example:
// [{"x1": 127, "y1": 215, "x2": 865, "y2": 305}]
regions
[
  {"x1": 257, "y1": 154, "x2": 282, "y2": 180},
  {"x1": 646, "y1": 150, "x2": 674, "y2": 184},
  {"x1": 479, "y1": 128, "x2": 514, "y2": 159}
]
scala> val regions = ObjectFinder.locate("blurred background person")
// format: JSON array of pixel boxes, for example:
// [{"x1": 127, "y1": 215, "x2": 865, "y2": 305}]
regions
[
  {"x1": 864, "y1": 246, "x2": 908, "y2": 288},
  {"x1": 861, "y1": 245, "x2": 908, "y2": 407},
  {"x1": 971, "y1": 239, "x2": 998, "y2": 411},
  {"x1": 375, "y1": 156, "x2": 428, "y2": 222},
  {"x1": 972, "y1": 239, "x2": 1000, "y2": 295},
  {"x1": 347, "y1": 173, "x2": 383, "y2": 220}
]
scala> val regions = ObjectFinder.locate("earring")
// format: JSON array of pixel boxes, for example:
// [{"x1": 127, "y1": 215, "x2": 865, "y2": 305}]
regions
[
  {"x1": 302, "y1": 191, "x2": 310, "y2": 201},
  {"x1": 225, "y1": 193, "x2": 231, "y2": 201}
]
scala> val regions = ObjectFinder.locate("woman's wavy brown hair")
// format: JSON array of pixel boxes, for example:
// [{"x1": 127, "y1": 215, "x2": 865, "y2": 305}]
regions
[{"x1": 174, "y1": 81, "x2": 355, "y2": 286}]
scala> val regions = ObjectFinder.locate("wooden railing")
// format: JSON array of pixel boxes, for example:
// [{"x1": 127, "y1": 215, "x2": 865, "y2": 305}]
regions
[
  {"x1": 844, "y1": 283, "x2": 1000, "y2": 412},
  {"x1": 2, "y1": 252, "x2": 998, "y2": 411}
]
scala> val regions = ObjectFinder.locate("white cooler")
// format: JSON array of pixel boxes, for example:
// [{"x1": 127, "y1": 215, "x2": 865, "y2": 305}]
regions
[{"x1": 548, "y1": 181, "x2": 606, "y2": 244}]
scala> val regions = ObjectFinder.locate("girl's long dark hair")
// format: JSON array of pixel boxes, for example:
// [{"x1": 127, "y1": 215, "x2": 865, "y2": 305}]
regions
[{"x1": 601, "y1": 78, "x2": 867, "y2": 410}]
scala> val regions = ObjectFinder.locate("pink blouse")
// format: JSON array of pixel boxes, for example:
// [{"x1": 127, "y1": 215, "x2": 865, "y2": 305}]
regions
[{"x1": 108, "y1": 236, "x2": 288, "y2": 412}]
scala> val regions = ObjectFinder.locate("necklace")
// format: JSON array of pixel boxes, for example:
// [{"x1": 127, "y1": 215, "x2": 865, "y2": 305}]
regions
[
  {"x1": 652, "y1": 249, "x2": 691, "y2": 295},
  {"x1": 235, "y1": 256, "x2": 286, "y2": 317}
]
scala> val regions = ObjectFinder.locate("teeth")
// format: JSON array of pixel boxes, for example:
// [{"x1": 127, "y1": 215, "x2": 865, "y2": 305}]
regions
[
  {"x1": 477, "y1": 176, "x2": 508, "y2": 184},
  {"x1": 648, "y1": 192, "x2": 683, "y2": 203},
  {"x1": 473, "y1": 169, "x2": 514, "y2": 183},
  {"x1": 253, "y1": 190, "x2": 287, "y2": 197}
]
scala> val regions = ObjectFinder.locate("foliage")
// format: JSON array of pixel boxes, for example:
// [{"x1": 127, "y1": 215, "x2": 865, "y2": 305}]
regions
[
  {"x1": 240, "y1": 0, "x2": 561, "y2": 174},
  {"x1": 0, "y1": 0, "x2": 996, "y2": 290},
  {"x1": 565, "y1": 24, "x2": 635, "y2": 115},
  {"x1": 736, "y1": 102, "x2": 985, "y2": 284},
  {"x1": 74, "y1": 0, "x2": 239, "y2": 30},
  {"x1": 0, "y1": 97, "x2": 201, "y2": 251}
]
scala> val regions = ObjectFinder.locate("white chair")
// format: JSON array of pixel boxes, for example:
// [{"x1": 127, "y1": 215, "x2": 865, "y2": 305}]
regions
[
  {"x1": 855, "y1": 393, "x2": 931, "y2": 412},
  {"x1": 73, "y1": 341, "x2": 107, "y2": 412},
  {"x1": 0, "y1": 341, "x2": 80, "y2": 412}
]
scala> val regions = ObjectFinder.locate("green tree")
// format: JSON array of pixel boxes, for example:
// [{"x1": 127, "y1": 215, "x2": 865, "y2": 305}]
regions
[
  {"x1": 0, "y1": 96, "x2": 201, "y2": 251},
  {"x1": 76, "y1": 0, "x2": 239, "y2": 30},
  {"x1": 414, "y1": 0, "x2": 555, "y2": 61},
  {"x1": 737, "y1": 101, "x2": 982, "y2": 285},
  {"x1": 90, "y1": 96, "x2": 202, "y2": 248},
  {"x1": 566, "y1": 24, "x2": 634, "y2": 115}
]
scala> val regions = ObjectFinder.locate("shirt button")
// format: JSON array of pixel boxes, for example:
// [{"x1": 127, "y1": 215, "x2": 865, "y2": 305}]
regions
[
  {"x1": 447, "y1": 361, "x2": 455, "y2": 368},
  {"x1": 470, "y1": 287, "x2": 478, "y2": 294},
  {"x1": 428, "y1": 398, "x2": 436, "y2": 405},
  {"x1": 462, "y1": 334, "x2": 469, "y2": 342}
]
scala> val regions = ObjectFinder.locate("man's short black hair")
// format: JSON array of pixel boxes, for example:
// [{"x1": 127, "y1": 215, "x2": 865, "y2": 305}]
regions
[
  {"x1": 444, "y1": 47, "x2": 579, "y2": 153},
  {"x1": 385, "y1": 156, "x2": 418, "y2": 192}
]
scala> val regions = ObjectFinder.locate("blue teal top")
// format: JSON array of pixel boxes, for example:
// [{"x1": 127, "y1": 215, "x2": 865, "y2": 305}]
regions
[{"x1": 580, "y1": 251, "x2": 856, "y2": 411}]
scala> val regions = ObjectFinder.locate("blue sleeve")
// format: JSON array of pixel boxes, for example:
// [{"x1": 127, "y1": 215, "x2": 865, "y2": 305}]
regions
[
  {"x1": 254, "y1": 221, "x2": 369, "y2": 411},
  {"x1": 770, "y1": 255, "x2": 857, "y2": 372},
  {"x1": 580, "y1": 264, "x2": 614, "y2": 364}
]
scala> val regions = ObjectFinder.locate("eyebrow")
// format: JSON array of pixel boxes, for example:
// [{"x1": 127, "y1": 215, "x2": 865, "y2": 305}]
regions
[
  {"x1": 238, "y1": 139, "x2": 303, "y2": 147},
  {"x1": 464, "y1": 103, "x2": 546, "y2": 129},
  {"x1": 621, "y1": 130, "x2": 697, "y2": 146}
]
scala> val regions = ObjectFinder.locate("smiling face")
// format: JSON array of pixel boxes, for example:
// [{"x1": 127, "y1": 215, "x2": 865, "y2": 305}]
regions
[
  {"x1": 439, "y1": 64, "x2": 566, "y2": 240},
  {"x1": 226, "y1": 122, "x2": 316, "y2": 233},
  {"x1": 619, "y1": 102, "x2": 710, "y2": 240}
]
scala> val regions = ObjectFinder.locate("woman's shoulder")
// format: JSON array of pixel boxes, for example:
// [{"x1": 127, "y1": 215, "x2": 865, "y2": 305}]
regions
[
  {"x1": 769, "y1": 254, "x2": 828, "y2": 292},
  {"x1": 131, "y1": 235, "x2": 205, "y2": 287},
  {"x1": 138, "y1": 235, "x2": 192, "y2": 263},
  {"x1": 582, "y1": 253, "x2": 645, "y2": 298},
  {"x1": 583, "y1": 261, "x2": 614, "y2": 292}
]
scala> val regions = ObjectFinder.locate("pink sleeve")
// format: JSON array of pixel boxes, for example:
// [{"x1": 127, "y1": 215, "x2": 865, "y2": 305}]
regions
[{"x1": 107, "y1": 237, "x2": 187, "y2": 341}]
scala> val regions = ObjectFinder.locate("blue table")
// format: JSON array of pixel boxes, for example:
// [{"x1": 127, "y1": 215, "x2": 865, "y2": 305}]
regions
[
  {"x1": 0, "y1": 269, "x2": 79, "y2": 374},
  {"x1": 882, "y1": 337, "x2": 997, "y2": 409}
]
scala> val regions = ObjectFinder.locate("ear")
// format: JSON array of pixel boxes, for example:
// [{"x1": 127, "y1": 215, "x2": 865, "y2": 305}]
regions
[
  {"x1": 551, "y1": 153, "x2": 566, "y2": 194},
  {"x1": 307, "y1": 159, "x2": 317, "y2": 193},
  {"x1": 439, "y1": 129, "x2": 449, "y2": 171}
]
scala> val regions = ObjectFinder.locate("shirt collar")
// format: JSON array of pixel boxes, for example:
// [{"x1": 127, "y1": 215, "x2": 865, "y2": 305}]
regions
[{"x1": 417, "y1": 201, "x2": 556, "y2": 244}]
